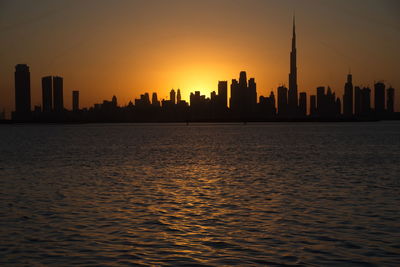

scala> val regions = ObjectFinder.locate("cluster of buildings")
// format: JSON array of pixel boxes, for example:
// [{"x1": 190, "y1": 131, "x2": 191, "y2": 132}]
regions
[
  {"x1": 12, "y1": 64, "x2": 80, "y2": 121},
  {"x1": 7, "y1": 18, "x2": 397, "y2": 122}
]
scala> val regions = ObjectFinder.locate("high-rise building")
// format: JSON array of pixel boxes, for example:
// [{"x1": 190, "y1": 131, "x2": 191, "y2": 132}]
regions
[
  {"x1": 354, "y1": 86, "x2": 362, "y2": 116},
  {"x1": 343, "y1": 73, "x2": 353, "y2": 116},
  {"x1": 288, "y1": 16, "x2": 298, "y2": 116},
  {"x1": 152, "y1": 92, "x2": 160, "y2": 107},
  {"x1": 299, "y1": 92, "x2": 307, "y2": 116},
  {"x1": 361, "y1": 87, "x2": 371, "y2": 116},
  {"x1": 258, "y1": 92, "x2": 276, "y2": 117},
  {"x1": 230, "y1": 79, "x2": 239, "y2": 111},
  {"x1": 230, "y1": 72, "x2": 257, "y2": 117},
  {"x1": 111, "y1": 95, "x2": 118, "y2": 107},
  {"x1": 170, "y1": 89, "x2": 176, "y2": 105},
  {"x1": 14, "y1": 64, "x2": 31, "y2": 117},
  {"x1": 336, "y1": 97, "x2": 341, "y2": 115},
  {"x1": 310, "y1": 95, "x2": 317, "y2": 116},
  {"x1": 239, "y1": 71, "x2": 247, "y2": 88},
  {"x1": 248, "y1": 77, "x2": 257, "y2": 113},
  {"x1": 238, "y1": 71, "x2": 248, "y2": 117},
  {"x1": 143, "y1": 93, "x2": 151, "y2": 106},
  {"x1": 277, "y1": 86, "x2": 288, "y2": 117},
  {"x1": 72, "y1": 91, "x2": 79, "y2": 112},
  {"x1": 53, "y1": 76, "x2": 64, "y2": 112},
  {"x1": 316, "y1": 86, "x2": 325, "y2": 116},
  {"x1": 387, "y1": 87, "x2": 394, "y2": 113},
  {"x1": 374, "y1": 82, "x2": 385, "y2": 114},
  {"x1": 177, "y1": 89, "x2": 181, "y2": 104},
  {"x1": 269, "y1": 91, "x2": 276, "y2": 111},
  {"x1": 218, "y1": 81, "x2": 228, "y2": 109},
  {"x1": 42, "y1": 76, "x2": 53, "y2": 112}
]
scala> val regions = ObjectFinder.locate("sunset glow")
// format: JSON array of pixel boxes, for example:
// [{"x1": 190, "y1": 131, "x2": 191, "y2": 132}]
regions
[{"x1": 1, "y1": 0, "x2": 399, "y2": 115}]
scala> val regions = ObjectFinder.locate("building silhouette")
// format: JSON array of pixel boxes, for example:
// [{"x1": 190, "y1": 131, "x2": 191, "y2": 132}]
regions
[
  {"x1": 310, "y1": 95, "x2": 317, "y2": 116},
  {"x1": 170, "y1": 89, "x2": 176, "y2": 105},
  {"x1": 343, "y1": 73, "x2": 353, "y2": 116},
  {"x1": 387, "y1": 87, "x2": 395, "y2": 113},
  {"x1": 229, "y1": 71, "x2": 257, "y2": 119},
  {"x1": 354, "y1": 86, "x2": 362, "y2": 116},
  {"x1": 230, "y1": 79, "x2": 240, "y2": 113},
  {"x1": 355, "y1": 86, "x2": 372, "y2": 116},
  {"x1": 374, "y1": 82, "x2": 385, "y2": 115},
  {"x1": 248, "y1": 78, "x2": 257, "y2": 115},
  {"x1": 316, "y1": 86, "x2": 325, "y2": 116},
  {"x1": 238, "y1": 71, "x2": 247, "y2": 117},
  {"x1": 299, "y1": 92, "x2": 307, "y2": 116},
  {"x1": 8, "y1": 17, "x2": 398, "y2": 123},
  {"x1": 73, "y1": 91, "x2": 79, "y2": 112},
  {"x1": 288, "y1": 16, "x2": 298, "y2": 116},
  {"x1": 177, "y1": 89, "x2": 181, "y2": 104},
  {"x1": 42, "y1": 76, "x2": 53, "y2": 112},
  {"x1": 277, "y1": 86, "x2": 288, "y2": 117},
  {"x1": 53, "y1": 76, "x2": 64, "y2": 112},
  {"x1": 135, "y1": 93, "x2": 151, "y2": 108},
  {"x1": 362, "y1": 87, "x2": 372, "y2": 116},
  {"x1": 258, "y1": 91, "x2": 276, "y2": 117},
  {"x1": 112, "y1": 95, "x2": 118, "y2": 107},
  {"x1": 152, "y1": 92, "x2": 160, "y2": 107},
  {"x1": 14, "y1": 64, "x2": 31, "y2": 119},
  {"x1": 218, "y1": 81, "x2": 228, "y2": 109}
]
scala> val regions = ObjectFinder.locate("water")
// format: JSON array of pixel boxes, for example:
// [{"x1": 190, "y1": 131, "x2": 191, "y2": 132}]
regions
[{"x1": 0, "y1": 122, "x2": 399, "y2": 266}]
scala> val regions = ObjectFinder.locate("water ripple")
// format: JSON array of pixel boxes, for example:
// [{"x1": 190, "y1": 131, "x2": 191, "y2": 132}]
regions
[{"x1": 0, "y1": 122, "x2": 399, "y2": 266}]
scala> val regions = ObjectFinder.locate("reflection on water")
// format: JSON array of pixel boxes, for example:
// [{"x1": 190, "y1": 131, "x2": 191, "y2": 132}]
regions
[{"x1": 0, "y1": 122, "x2": 399, "y2": 266}]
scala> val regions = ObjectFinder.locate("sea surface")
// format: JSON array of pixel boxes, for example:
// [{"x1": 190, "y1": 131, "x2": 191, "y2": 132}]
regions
[{"x1": 0, "y1": 122, "x2": 399, "y2": 266}]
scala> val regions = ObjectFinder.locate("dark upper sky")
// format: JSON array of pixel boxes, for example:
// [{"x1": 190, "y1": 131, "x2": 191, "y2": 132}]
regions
[{"x1": 1, "y1": 0, "x2": 399, "y2": 113}]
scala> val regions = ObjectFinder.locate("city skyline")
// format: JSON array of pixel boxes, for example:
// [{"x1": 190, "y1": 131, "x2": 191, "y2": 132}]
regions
[
  {"x1": 9, "y1": 64, "x2": 397, "y2": 122},
  {"x1": 1, "y1": 0, "x2": 399, "y2": 117}
]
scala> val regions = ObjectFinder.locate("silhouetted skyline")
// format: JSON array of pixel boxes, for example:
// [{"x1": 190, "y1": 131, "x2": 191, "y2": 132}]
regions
[
  {"x1": 8, "y1": 16, "x2": 397, "y2": 122},
  {"x1": 1, "y1": 0, "x2": 399, "y2": 117}
]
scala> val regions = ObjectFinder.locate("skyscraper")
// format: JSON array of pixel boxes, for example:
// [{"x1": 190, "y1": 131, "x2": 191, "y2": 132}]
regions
[
  {"x1": 239, "y1": 71, "x2": 247, "y2": 88},
  {"x1": 72, "y1": 91, "x2": 79, "y2": 112},
  {"x1": 248, "y1": 77, "x2": 257, "y2": 113},
  {"x1": 374, "y1": 82, "x2": 385, "y2": 114},
  {"x1": 310, "y1": 95, "x2": 317, "y2": 116},
  {"x1": 53, "y1": 76, "x2": 64, "y2": 112},
  {"x1": 238, "y1": 71, "x2": 248, "y2": 116},
  {"x1": 387, "y1": 87, "x2": 394, "y2": 113},
  {"x1": 152, "y1": 92, "x2": 160, "y2": 107},
  {"x1": 230, "y1": 79, "x2": 239, "y2": 112},
  {"x1": 14, "y1": 64, "x2": 31, "y2": 118},
  {"x1": 218, "y1": 81, "x2": 228, "y2": 109},
  {"x1": 170, "y1": 89, "x2": 176, "y2": 105},
  {"x1": 177, "y1": 89, "x2": 181, "y2": 104},
  {"x1": 354, "y1": 86, "x2": 362, "y2": 116},
  {"x1": 361, "y1": 87, "x2": 371, "y2": 115},
  {"x1": 277, "y1": 86, "x2": 288, "y2": 117},
  {"x1": 316, "y1": 86, "x2": 325, "y2": 116},
  {"x1": 288, "y1": 15, "x2": 298, "y2": 116},
  {"x1": 343, "y1": 73, "x2": 353, "y2": 116},
  {"x1": 112, "y1": 95, "x2": 118, "y2": 107},
  {"x1": 230, "y1": 72, "x2": 256, "y2": 118},
  {"x1": 42, "y1": 76, "x2": 53, "y2": 112},
  {"x1": 299, "y1": 92, "x2": 307, "y2": 116}
]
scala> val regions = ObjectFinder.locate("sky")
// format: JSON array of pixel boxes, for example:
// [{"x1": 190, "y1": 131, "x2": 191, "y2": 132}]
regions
[{"x1": 1, "y1": 0, "x2": 399, "y2": 116}]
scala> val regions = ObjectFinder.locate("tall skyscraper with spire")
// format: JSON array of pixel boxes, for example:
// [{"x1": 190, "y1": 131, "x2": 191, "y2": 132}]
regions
[
  {"x1": 288, "y1": 15, "x2": 298, "y2": 116},
  {"x1": 343, "y1": 72, "x2": 353, "y2": 116}
]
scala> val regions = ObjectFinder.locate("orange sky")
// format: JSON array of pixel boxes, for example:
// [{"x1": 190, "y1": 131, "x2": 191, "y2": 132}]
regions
[{"x1": 1, "y1": 0, "x2": 399, "y2": 116}]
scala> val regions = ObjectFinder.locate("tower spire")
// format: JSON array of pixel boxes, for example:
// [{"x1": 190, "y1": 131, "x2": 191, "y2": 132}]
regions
[
  {"x1": 293, "y1": 12, "x2": 295, "y2": 33},
  {"x1": 292, "y1": 13, "x2": 296, "y2": 50},
  {"x1": 288, "y1": 14, "x2": 298, "y2": 116}
]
